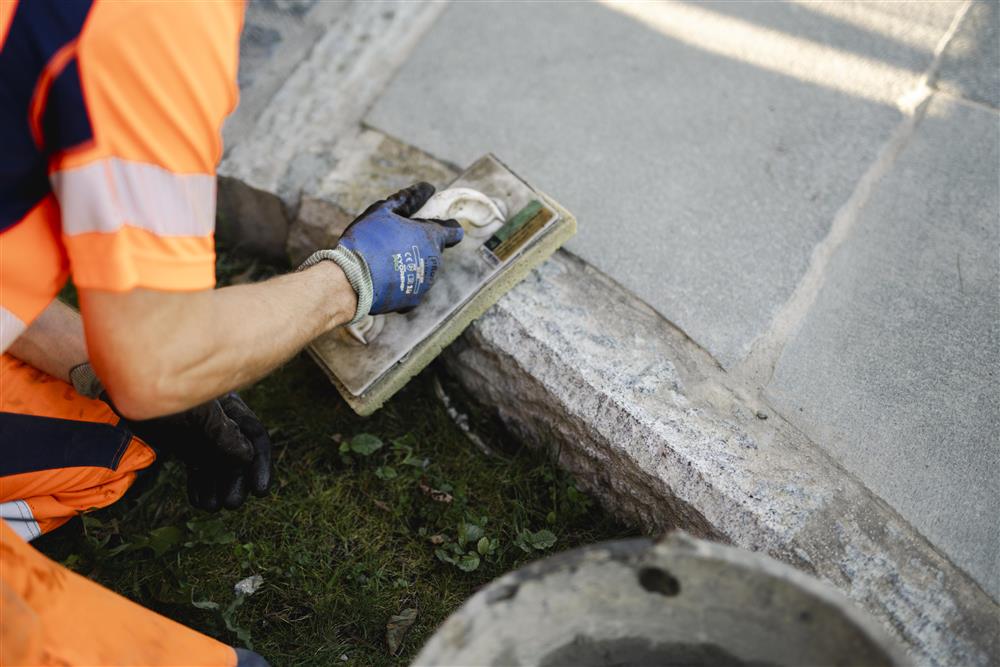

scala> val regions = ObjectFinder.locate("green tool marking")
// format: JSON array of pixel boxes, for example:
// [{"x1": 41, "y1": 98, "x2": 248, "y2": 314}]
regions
[{"x1": 485, "y1": 200, "x2": 543, "y2": 251}]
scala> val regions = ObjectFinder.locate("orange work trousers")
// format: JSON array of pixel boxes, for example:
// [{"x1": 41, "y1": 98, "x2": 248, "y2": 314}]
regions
[{"x1": 0, "y1": 355, "x2": 244, "y2": 666}]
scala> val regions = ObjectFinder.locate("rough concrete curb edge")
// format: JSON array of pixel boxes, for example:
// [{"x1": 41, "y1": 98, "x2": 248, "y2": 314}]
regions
[{"x1": 442, "y1": 251, "x2": 999, "y2": 667}]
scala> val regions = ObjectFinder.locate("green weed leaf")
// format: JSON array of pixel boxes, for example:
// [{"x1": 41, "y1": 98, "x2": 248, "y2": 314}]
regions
[
  {"x1": 402, "y1": 455, "x2": 427, "y2": 468},
  {"x1": 146, "y1": 526, "x2": 184, "y2": 557},
  {"x1": 529, "y1": 529, "x2": 557, "y2": 550},
  {"x1": 391, "y1": 433, "x2": 417, "y2": 449},
  {"x1": 516, "y1": 529, "x2": 558, "y2": 552},
  {"x1": 476, "y1": 536, "x2": 491, "y2": 555},
  {"x1": 456, "y1": 552, "x2": 481, "y2": 572},
  {"x1": 457, "y1": 522, "x2": 484, "y2": 547},
  {"x1": 375, "y1": 466, "x2": 397, "y2": 480},
  {"x1": 191, "y1": 595, "x2": 220, "y2": 610},
  {"x1": 350, "y1": 433, "x2": 384, "y2": 456},
  {"x1": 223, "y1": 595, "x2": 253, "y2": 650},
  {"x1": 104, "y1": 542, "x2": 135, "y2": 557},
  {"x1": 185, "y1": 519, "x2": 236, "y2": 547},
  {"x1": 434, "y1": 548, "x2": 456, "y2": 565}
]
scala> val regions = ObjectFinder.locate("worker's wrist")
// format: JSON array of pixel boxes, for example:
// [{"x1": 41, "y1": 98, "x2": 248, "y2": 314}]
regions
[{"x1": 299, "y1": 247, "x2": 370, "y2": 326}]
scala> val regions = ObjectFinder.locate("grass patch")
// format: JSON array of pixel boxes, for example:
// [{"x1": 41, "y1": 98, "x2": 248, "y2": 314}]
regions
[{"x1": 37, "y1": 248, "x2": 635, "y2": 665}]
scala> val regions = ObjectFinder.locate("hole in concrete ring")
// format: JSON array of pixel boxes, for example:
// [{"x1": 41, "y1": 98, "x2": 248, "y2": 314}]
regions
[{"x1": 638, "y1": 566, "x2": 680, "y2": 597}]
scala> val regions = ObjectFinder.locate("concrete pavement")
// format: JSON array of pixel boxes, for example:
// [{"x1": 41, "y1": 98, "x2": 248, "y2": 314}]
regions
[
  {"x1": 767, "y1": 94, "x2": 999, "y2": 600},
  {"x1": 366, "y1": 0, "x2": 958, "y2": 369}
]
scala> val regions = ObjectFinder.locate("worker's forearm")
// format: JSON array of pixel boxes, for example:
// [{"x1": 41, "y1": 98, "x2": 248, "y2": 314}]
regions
[
  {"x1": 7, "y1": 299, "x2": 88, "y2": 382},
  {"x1": 80, "y1": 261, "x2": 357, "y2": 418}
]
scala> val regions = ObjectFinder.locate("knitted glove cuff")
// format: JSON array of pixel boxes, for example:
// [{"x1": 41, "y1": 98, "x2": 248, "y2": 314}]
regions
[
  {"x1": 69, "y1": 362, "x2": 104, "y2": 399},
  {"x1": 298, "y1": 247, "x2": 373, "y2": 325}
]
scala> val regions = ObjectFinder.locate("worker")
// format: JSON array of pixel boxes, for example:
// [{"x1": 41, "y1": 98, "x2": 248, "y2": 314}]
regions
[{"x1": 0, "y1": 1, "x2": 462, "y2": 665}]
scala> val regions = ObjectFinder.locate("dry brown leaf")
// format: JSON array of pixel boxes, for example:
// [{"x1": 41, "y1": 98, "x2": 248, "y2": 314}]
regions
[
  {"x1": 418, "y1": 481, "x2": 453, "y2": 504},
  {"x1": 386, "y1": 607, "x2": 418, "y2": 655}
]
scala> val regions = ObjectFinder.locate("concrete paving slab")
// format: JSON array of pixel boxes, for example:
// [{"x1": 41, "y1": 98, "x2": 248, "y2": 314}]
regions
[
  {"x1": 937, "y1": 0, "x2": 1000, "y2": 109},
  {"x1": 766, "y1": 95, "x2": 1000, "y2": 600},
  {"x1": 366, "y1": 1, "x2": 959, "y2": 368}
]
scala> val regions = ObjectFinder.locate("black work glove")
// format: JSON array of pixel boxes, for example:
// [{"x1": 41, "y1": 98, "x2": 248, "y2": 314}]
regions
[
  {"x1": 120, "y1": 393, "x2": 273, "y2": 512},
  {"x1": 70, "y1": 363, "x2": 273, "y2": 511}
]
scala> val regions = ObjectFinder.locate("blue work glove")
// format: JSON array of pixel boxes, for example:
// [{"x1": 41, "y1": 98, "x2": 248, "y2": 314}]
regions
[{"x1": 338, "y1": 182, "x2": 464, "y2": 314}]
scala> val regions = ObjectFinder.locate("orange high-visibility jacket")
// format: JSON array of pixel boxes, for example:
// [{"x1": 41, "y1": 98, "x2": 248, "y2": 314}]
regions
[
  {"x1": 0, "y1": 0, "x2": 244, "y2": 353},
  {"x1": 1, "y1": 3, "x2": 250, "y2": 665}
]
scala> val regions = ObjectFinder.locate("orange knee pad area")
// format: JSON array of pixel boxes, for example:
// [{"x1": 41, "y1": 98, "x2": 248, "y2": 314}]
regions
[{"x1": 1, "y1": 355, "x2": 156, "y2": 537}]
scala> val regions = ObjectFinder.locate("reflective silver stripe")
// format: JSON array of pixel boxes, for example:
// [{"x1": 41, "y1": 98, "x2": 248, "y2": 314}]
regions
[
  {"x1": 52, "y1": 158, "x2": 216, "y2": 237},
  {"x1": 1, "y1": 500, "x2": 42, "y2": 541},
  {"x1": 0, "y1": 306, "x2": 27, "y2": 354}
]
